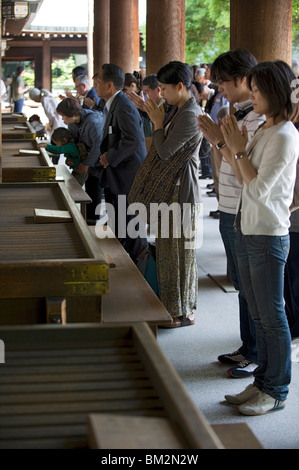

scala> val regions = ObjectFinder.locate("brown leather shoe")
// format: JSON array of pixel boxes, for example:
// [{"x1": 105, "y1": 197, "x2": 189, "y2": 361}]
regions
[
  {"x1": 160, "y1": 317, "x2": 182, "y2": 328},
  {"x1": 179, "y1": 313, "x2": 195, "y2": 327}
]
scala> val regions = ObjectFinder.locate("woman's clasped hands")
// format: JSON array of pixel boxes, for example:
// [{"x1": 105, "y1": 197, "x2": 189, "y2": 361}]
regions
[
  {"x1": 220, "y1": 115, "x2": 248, "y2": 155},
  {"x1": 144, "y1": 98, "x2": 165, "y2": 130}
]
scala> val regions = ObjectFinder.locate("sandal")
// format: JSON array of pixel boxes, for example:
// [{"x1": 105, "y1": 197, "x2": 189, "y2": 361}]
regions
[{"x1": 179, "y1": 313, "x2": 195, "y2": 327}]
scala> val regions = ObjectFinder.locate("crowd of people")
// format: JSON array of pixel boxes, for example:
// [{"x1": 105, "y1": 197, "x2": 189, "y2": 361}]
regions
[{"x1": 22, "y1": 49, "x2": 299, "y2": 417}]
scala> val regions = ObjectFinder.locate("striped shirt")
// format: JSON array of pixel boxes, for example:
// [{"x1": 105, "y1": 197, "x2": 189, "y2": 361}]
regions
[{"x1": 218, "y1": 100, "x2": 265, "y2": 215}]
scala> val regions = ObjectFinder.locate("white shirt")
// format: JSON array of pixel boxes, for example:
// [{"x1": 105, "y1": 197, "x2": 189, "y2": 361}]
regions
[
  {"x1": 240, "y1": 120, "x2": 299, "y2": 236},
  {"x1": 42, "y1": 95, "x2": 67, "y2": 131},
  {"x1": 104, "y1": 90, "x2": 121, "y2": 112},
  {"x1": 218, "y1": 100, "x2": 265, "y2": 215}
]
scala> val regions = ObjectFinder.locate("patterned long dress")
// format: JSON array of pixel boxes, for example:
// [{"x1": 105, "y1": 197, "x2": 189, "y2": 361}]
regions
[{"x1": 155, "y1": 186, "x2": 200, "y2": 319}]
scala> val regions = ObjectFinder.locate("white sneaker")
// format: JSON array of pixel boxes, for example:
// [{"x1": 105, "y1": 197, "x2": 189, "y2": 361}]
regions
[
  {"x1": 227, "y1": 360, "x2": 258, "y2": 378},
  {"x1": 225, "y1": 383, "x2": 260, "y2": 405},
  {"x1": 238, "y1": 390, "x2": 286, "y2": 416}
]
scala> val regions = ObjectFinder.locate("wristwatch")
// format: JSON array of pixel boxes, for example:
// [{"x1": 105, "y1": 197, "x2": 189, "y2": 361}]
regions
[
  {"x1": 235, "y1": 152, "x2": 247, "y2": 160},
  {"x1": 216, "y1": 141, "x2": 226, "y2": 150}
]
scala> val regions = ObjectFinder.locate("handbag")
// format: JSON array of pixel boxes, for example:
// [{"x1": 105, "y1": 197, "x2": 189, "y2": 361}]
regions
[
  {"x1": 136, "y1": 243, "x2": 159, "y2": 297},
  {"x1": 128, "y1": 140, "x2": 198, "y2": 224}
]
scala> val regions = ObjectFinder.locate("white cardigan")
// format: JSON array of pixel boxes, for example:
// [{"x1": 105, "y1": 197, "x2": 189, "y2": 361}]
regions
[{"x1": 240, "y1": 120, "x2": 299, "y2": 236}]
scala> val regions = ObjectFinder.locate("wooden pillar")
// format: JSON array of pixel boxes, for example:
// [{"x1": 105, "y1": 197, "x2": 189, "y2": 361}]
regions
[
  {"x1": 146, "y1": 0, "x2": 185, "y2": 75},
  {"x1": 230, "y1": 0, "x2": 292, "y2": 64},
  {"x1": 87, "y1": 0, "x2": 94, "y2": 83},
  {"x1": 34, "y1": 49, "x2": 43, "y2": 90},
  {"x1": 93, "y1": 0, "x2": 110, "y2": 75},
  {"x1": 109, "y1": 0, "x2": 140, "y2": 72},
  {"x1": 42, "y1": 39, "x2": 51, "y2": 91},
  {"x1": 0, "y1": 0, "x2": 2, "y2": 178}
]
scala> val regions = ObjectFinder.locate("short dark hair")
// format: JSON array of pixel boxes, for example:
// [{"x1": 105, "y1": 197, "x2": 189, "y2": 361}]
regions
[
  {"x1": 157, "y1": 61, "x2": 193, "y2": 90},
  {"x1": 247, "y1": 61, "x2": 295, "y2": 120},
  {"x1": 143, "y1": 74, "x2": 159, "y2": 90},
  {"x1": 72, "y1": 66, "x2": 87, "y2": 79},
  {"x1": 211, "y1": 49, "x2": 258, "y2": 84},
  {"x1": 56, "y1": 98, "x2": 82, "y2": 117},
  {"x1": 101, "y1": 64, "x2": 125, "y2": 90},
  {"x1": 16, "y1": 65, "x2": 25, "y2": 75},
  {"x1": 52, "y1": 127, "x2": 73, "y2": 142}
]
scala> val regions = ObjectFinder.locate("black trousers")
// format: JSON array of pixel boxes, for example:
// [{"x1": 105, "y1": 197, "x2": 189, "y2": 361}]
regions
[
  {"x1": 104, "y1": 187, "x2": 147, "y2": 263},
  {"x1": 85, "y1": 174, "x2": 103, "y2": 222}
]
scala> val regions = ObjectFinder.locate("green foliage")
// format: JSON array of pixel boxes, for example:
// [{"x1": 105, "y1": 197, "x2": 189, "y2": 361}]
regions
[
  {"x1": 51, "y1": 54, "x2": 76, "y2": 91},
  {"x1": 293, "y1": 0, "x2": 299, "y2": 30},
  {"x1": 140, "y1": 23, "x2": 146, "y2": 50},
  {"x1": 185, "y1": 0, "x2": 230, "y2": 65},
  {"x1": 293, "y1": 0, "x2": 299, "y2": 56},
  {"x1": 185, "y1": 0, "x2": 299, "y2": 64},
  {"x1": 23, "y1": 67, "x2": 35, "y2": 88}
]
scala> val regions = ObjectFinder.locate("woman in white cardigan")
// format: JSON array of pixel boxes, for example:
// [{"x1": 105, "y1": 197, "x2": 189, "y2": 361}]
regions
[{"x1": 220, "y1": 61, "x2": 299, "y2": 416}]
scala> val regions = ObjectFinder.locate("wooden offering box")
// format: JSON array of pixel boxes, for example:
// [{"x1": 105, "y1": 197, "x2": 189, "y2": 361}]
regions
[
  {"x1": 2, "y1": 121, "x2": 36, "y2": 140},
  {"x1": 2, "y1": 147, "x2": 56, "y2": 182},
  {"x1": 0, "y1": 323, "x2": 223, "y2": 449},
  {"x1": 2, "y1": 140, "x2": 40, "y2": 157},
  {"x1": 0, "y1": 182, "x2": 108, "y2": 324},
  {"x1": 1, "y1": 112, "x2": 27, "y2": 123},
  {"x1": 2, "y1": 140, "x2": 39, "y2": 157}
]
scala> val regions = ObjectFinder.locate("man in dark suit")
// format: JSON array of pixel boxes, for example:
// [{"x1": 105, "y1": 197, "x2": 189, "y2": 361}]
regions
[{"x1": 94, "y1": 63, "x2": 147, "y2": 262}]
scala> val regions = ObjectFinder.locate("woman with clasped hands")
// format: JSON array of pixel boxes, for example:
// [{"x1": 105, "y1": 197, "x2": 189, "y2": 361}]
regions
[
  {"x1": 136, "y1": 61, "x2": 203, "y2": 328},
  {"x1": 220, "y1": 61, "x2": 299, "y2": 416}
]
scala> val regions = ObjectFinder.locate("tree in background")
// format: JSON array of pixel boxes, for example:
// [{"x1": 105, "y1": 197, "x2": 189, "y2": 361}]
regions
[
  {"x1": 293, "y1": 0, "x2": 299, "y2": 56},
  {"x1": 51, "y1": 54, "x2": 76, "y2": 93},
  {"x1": 185, "y1": 0, "x2": 299, "y2": 66},
  {"x1": 185, "y1": 0, "x2": 230, "y2": 65}
]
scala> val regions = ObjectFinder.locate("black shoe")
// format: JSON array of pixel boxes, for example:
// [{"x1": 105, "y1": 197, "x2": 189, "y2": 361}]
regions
[
  {"x1": 207, "y1": 189, "x2": 216, "y2": 197},
  {"x1": 209, "y1": 210, "x2": 220, "y2": 218},
  {"x1": 206, "y1": 183, "x2": 214, "y2": 189},
  {"x1": 199, "y1": 173, "x2": 212, "y2": 179},
  {"x1": 218, "y1": 349, "x2": 245, "y2": 365},
  {"x1": 86, "y1": 219, "x2": 97, "y2": 226}
]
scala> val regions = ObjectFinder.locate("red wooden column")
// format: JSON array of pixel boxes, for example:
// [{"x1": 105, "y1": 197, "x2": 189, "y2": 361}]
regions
[
  {"x1": 230, "y1": 0, "x2": 292, "y2": 64},
  {"x1": 146, "y1": 0, "x2": 185, "y2": 75},
  {"x1": 109, "y1": 0, "x2": 140, "y2": 72},
  {"x1": 93, "y1": 0, "x2": 110, "y2": 75}
]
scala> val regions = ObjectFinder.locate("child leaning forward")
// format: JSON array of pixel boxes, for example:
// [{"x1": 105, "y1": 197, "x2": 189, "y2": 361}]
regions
[{"x1": 46, "y1": 127, "x2": 88, "y2": 186}]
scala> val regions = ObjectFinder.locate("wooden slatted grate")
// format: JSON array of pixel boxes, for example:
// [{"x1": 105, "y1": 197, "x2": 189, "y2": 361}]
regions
[{"x1": 0, "y1": 325, "x2": 166, "y2": 449}]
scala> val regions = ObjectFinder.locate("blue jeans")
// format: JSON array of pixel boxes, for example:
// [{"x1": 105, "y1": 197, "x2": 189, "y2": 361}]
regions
[
  {"x1": 219, "y1": 212, "x2": 257, "y2": 362},
  {"x1": 235, "y1": 230, "x2": 291, "y2": 401},
  {"x1": 284, "y1": 231, "x2": 299, "y2": 338},
  {"x1": 14, "y1": 98, "x2": 24, "y2": 113},
  {"x1": 199, "y1": 137, "x2": 212, "y2": 177}
]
